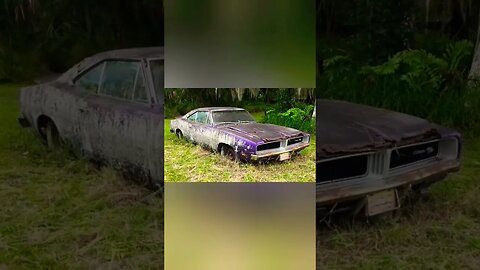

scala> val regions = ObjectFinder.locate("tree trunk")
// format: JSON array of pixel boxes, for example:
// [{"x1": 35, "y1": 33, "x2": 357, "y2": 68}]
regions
[{"x1": 469, "y1": 8, "x2": 480, "y2": 79}]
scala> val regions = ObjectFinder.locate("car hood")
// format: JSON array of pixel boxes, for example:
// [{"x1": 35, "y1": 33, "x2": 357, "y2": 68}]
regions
[
  {"x1": 316, "y1": 100, "x2": 443, "y2": 159},
  {"x1": 217, "y1": 122, "x2": 305, "y2": 143}
]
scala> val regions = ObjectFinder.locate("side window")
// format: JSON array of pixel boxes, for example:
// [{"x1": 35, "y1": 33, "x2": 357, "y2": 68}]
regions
[
  {"x1": 100, "y1": 61, "x2": 139, "y2": 99},
  {"x1": 187, "y1": 112, "x2": 198, "y2": 122},
  {"x1": 133, "y1": 70, "x2": 148, "y2": 103},
  {"x1": 196, "y1": 111, "x2": 208, "y2": 124},
  {"x1": 75, "y1": 63, "x2": 104, "y2": 93}
]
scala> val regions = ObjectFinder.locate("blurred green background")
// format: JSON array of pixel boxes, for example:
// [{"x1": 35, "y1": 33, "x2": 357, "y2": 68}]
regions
[
  {"x1": 165, "y1": 0, "x2": 315, "y2": 88},
  {"x1": 165, "y1": 183, "x2": 315, "y2": 270}
]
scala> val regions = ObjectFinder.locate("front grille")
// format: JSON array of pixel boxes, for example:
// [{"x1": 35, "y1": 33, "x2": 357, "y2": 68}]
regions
[
  {"x1": 257, "y1": 142, "x2": 281, "y2": 151},
  {"x1": 390, "y1": 141, "x2": 439, "y2": 169},
  {"x1": 287, "y1": 137, "x2": 303, "y2": 146},
  {"x1": 317, "y1": 155, "x2": 368, "y2": 183}
]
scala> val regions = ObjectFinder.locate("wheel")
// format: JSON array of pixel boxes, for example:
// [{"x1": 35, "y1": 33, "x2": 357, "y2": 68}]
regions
[
  {"x1": 45, "y1": 121, "x2": 61, "y2": 149},
  {"x1": 221, "y1": 145, "x2": 237, "y2": 161},
  {"x1": 176, "y1": 130, "x2": 183, "y2": 139}
]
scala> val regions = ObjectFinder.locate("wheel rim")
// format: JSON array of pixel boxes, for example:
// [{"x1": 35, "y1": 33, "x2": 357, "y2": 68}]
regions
[{"x1": 176, "y1": 130, "x2": 183, "y2": 139}]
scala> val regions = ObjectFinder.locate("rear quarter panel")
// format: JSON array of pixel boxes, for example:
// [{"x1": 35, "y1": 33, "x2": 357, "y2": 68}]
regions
[{"x1": 19, "y1": 82, "x2": 86, "y2": 149}]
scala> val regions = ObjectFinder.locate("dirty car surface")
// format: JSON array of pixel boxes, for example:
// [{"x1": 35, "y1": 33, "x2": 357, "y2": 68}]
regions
[
  {"x1": 316, "y1": 99, "x2": 462, "y2": 217},
  {"x1": 170, "y1": 107, "x2": 310, "y2": 162},
  {"x1": 18, "y1": 47, "x2": 164, "y2": 186}
]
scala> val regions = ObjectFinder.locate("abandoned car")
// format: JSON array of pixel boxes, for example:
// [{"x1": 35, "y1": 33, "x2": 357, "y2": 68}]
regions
[
  {"x1": 18, "y1": 47, "x2": 164, "y2": 185},
  {"x1": 316, "y1": 100, "x2": 462, "y2": 217},
  {"x1": 170, "y1": 107, "x2": 310, "y2": 162}
]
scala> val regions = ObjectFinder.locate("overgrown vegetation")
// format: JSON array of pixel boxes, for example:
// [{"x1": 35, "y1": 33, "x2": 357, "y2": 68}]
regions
[
  {"x1": 319, "y1": 40, "x2": 480, "y2": 132},
  {"x1": 0, "y1": 0, "x2": 163, "y2": 82},
  {"x1": 263, "y1": 105, "x2": 315, "y2": 133},
  {"x1": 164, "y1": 88, "x2": 315, "y2": 118},
  {"x1": 318, "y1": 0, "x2": 480, "y2": 134},
  {"x1": 0, "y1": 84, "x2": 163, "y2": 268}
]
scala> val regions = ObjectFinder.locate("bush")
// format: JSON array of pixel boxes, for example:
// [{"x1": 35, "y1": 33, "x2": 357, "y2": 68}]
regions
[
  {"x1": 263, "y1": 106, "x2": 315, "y2": 134},
  {"x1": 318, "y1": 40, "x2": 480, "y2": 134}
]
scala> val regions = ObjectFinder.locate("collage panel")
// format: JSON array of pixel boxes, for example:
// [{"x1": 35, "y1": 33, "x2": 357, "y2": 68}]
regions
[
  {"x1": 164, "y1": 0, "x2": 315, "y2": 88},
  {"x1": 0, "y1": 1, "x2": 165, "y2": 269},
  {"x1": 164, "y1": 88, "x2": 316, "y2": 182},
  {"x1": 165, "y1": 182, "x2": 315, "y2": 270},
  {"x1": 317, "y1": 1, "x2": 478, "y2": 269}
]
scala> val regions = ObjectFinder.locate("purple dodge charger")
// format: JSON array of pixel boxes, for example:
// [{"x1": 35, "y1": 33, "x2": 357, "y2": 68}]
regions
[{"x1": 170, "y1": 107, "x2": 310, "y2": 162}]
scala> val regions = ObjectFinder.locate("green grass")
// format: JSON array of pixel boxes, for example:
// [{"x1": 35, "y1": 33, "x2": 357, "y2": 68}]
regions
[
  {"x1": 317, "y1": 138, "x2": 480, "y2": 269},
  {"x1": 164, "y1": 113, "x2": 316, "y2": 182},
  {"x1": 0, "y1": 84, "x2": 163, "y2": 269}
]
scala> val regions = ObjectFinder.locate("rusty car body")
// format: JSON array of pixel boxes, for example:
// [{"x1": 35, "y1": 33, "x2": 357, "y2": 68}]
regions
[
  {"x1": 316, "y1": 99, "x2": 462, "y2": 217},
  {"x1": 170, "y1": 107, "x2": 310, "y2": 162},
  {"x1": 18, "y1": 47, "x2": 164, "y2": 186}
]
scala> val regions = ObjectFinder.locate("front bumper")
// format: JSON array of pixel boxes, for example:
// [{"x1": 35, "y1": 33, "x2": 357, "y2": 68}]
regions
[
  {"x1": 251, "y1": 142, "x2": 310, "y2": 161},
  {"x1": 316, "y1": 159, "x2": 461, "y2": 205}
]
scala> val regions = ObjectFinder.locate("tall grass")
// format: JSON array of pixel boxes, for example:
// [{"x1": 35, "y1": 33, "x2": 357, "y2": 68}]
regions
[{"x1": 318, "y1": 40, "x2": 480, "y2": 134}]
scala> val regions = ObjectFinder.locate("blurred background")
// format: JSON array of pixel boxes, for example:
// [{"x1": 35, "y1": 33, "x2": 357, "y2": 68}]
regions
[
  {"x1": 0, "y1": 0, "x2": 163, "y2": 83},
  {"x1": 165, "y1": 0, "x2": 315, "y2": 88},
  {"x1": 165, "y1": 183, "x2": 315, "y2": 270}
]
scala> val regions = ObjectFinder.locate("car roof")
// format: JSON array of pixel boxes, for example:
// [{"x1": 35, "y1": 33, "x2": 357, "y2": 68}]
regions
[
  {"x1": 59, "y1": 47, "x2": 164, "y2": 82},
  {"x1": 90, "y1": 47, "x2": 164, "y2": 60},
  {"x1": 194, "y1": 107, "x2": 246, "y2": 112}
]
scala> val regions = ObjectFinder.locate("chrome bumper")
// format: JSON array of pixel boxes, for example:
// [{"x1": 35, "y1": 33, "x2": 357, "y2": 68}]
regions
[
  {"x1": 316, "y1": 159, "x2": 461, "y2": 205},
  {"x1": 251, "y1": 143, "x2": 310, "y2": 160}
]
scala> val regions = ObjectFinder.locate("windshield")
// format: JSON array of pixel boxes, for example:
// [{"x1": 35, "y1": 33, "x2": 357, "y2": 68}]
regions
[
  {"x1": 212, "y1": 110, "x2": 255, "y2": 124},
  {"x1": 149, "y1": 60, "x2": 163, "y2": 103}
]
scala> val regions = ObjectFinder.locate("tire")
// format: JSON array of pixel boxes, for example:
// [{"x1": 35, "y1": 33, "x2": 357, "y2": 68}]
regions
[
  {"x1": 45, "y1": 121, "x2": 60, "y2": 150},
  {"x1": 176, "y1": 130, "x2": 183, "y2": 139},
  {"x1": 220, "y1": 145, "x2": 237, "y2": 162}
]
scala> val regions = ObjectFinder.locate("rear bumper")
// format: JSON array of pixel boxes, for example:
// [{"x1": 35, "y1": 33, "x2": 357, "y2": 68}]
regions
[
  {"x1": 18, "y1": 116, "x2": 31, "y2": 128},
  {"x1": 251, "y1": 143, "x2": 310, "y2": 161},
  {"x1": 316, "y1": 159, "x2": 461, "y2": 205}
]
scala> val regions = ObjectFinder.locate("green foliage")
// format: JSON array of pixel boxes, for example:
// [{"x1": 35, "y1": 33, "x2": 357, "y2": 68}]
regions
[
  {"x1": 0, "y1": 0, "x2": 163, "y2": 82},
  {"x1": 319, "y1": 40, "x2": 480, "y2": 133},
  {"x1": 263, "y1": 106, "x2": 315, "y2": 134},
  {"x1": 319, "y1": 0, "x2": 414, "y2": 64},
  {"x1": 164, "y1": 88, "x2": 315, "y2": 119}
]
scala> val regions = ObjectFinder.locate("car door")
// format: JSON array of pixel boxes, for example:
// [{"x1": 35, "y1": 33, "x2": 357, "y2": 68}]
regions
[
  {"x1": 75, "y1": 59, "x2": 163, "y2": 183},
  {"x1": 193, "y1": 111, "x2": 212, "y2": 146},
  {"x1": 183, "y1": 112, "x2": 199, "y2": 142}
]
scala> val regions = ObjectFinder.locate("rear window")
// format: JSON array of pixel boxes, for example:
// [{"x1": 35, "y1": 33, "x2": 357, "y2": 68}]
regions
[{"x1": 212, "y1": 110, "x2": 255, "y2": 124}]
